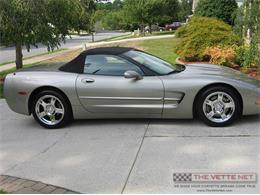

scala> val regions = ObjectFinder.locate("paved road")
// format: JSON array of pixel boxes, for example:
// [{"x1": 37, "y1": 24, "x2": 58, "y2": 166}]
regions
[
  {"x1": 0, "y1": 32, "x2": 127, "y2": 64},
  {"x1": 0, "y1": 99, "x2": 259, "y2": 193}
]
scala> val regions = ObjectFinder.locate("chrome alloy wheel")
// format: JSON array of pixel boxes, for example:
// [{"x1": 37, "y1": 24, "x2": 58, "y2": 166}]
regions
[
  {"x1": 203, "y1": 92, "x2": 235, "y2": 123},
  {"x1": 35, "y1": 95, "x2": 65, "y2": 126}
]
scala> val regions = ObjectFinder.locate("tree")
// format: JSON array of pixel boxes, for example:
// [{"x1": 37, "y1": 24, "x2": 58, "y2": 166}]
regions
[
  {"x1": 195, "y1": 0, "x2": 238, "y2": 25},
  {"x1": 94, "y1": 0, "x2": 126, "y2": 31},
  {"x1": 178, "y1": 0, "x2": 193, "y2": 22},
  {"x1": 123, "y1": 0, "x2": 150, "y2": 34},
  {"x1": 160, "y1": 0, "x2": 180, "y2": 24},
  {"x1": 102, "y1": 11, "x2": 124, "y2": 30},
  {"x1": 111, "y1": 0, "x2": 123, "y2": 10},
  {"x1": 123, "y1": 0, "x2": 181, "y2": 33},
  {"x1": 76, "y1": 0, "x2": 96, "y2": 34},
  {"x1": 234, "y1": 0, "x2": 260, "y2": 67},
  {"x1": 123, "y1": 0, "x2": 165, "y2": 34},
  {"x1": 0, "y1": 0, "x2": 93, "y2": 69},
  {"x1": 96, "y1": 1, "x2": 115, "y2": 10}
]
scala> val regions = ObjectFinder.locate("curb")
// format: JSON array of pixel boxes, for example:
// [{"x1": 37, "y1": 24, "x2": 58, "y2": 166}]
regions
[{"x1": 0, "y1": 175, "x2": 80, "y2": 194}]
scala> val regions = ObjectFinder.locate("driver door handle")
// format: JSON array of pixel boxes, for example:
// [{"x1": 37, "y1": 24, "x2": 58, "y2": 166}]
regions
[{"x1": 82, "y1": 78, "x2": 95, "y2": 83}]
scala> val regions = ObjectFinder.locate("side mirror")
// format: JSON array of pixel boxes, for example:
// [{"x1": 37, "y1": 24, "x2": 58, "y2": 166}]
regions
[{"x1": 124, "y1": 70, "x2": 143, "y2": 80}]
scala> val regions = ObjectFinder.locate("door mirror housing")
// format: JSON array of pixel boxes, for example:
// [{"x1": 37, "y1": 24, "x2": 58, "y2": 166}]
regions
[{"x1": 124, "y1": 70, "x2": 143, "y2": 80}]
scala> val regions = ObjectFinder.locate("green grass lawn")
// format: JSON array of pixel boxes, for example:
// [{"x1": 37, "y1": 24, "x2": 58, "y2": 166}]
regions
[
  {"x1": 141, "y1": 37, "x2": 179, "y2": 64},
  {"x1": 0, "y1": 37, "x2": 179, "y2": 98},
  {"x1": 0, "y1": 190, "x2": 7, "y2": 194}
]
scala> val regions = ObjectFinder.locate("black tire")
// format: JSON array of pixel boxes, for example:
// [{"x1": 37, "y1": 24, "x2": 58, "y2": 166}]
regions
[
  {"x1": 31, "y1": 90, "x2": 72, "y2": 129},
  {"x1": 196, "y1": 86, "x2": 242, "y2": 127}
]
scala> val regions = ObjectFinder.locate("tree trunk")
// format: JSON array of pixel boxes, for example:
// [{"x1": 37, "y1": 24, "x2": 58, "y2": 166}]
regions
[
  {"x1": 15, "y1": 44, "x2": 23, "y2": 69},
  {"x1": 92, "y1": 33, "x2": 94, "y2": 42},
  {"x1": 140, "y1": 23, "x2": 145, "y2": 36},
  {"x1": 149, "y1": 24, "x2": 152, "y2": 34}
]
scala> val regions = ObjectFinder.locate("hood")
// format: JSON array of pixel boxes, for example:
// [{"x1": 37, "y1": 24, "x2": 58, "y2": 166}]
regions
[{"x1": 182, "y1": 64, "x2": 259, "y2": 87}]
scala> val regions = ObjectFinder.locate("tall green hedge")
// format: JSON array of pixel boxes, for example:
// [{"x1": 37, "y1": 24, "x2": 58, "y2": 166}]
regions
[
  {"x1": 195, "y1": 0, "x2": 238, "y2": 25},
  {"x1": 175, "y1": 17, "x2": 240, "y2": 61}
]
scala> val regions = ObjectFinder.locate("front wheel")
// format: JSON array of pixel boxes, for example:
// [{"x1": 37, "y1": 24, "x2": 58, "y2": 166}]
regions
[
  {"x1": 196, "y1": 86, "x2": 242, "y2": 127},
  {"x1": 31, "y1": 90, "x2": 72, "y2": 129}
]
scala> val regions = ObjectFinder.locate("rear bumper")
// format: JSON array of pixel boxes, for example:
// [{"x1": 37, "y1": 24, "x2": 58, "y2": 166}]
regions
[{"x1": 4, "y1": 73, "x2": 30, "y2": 115}]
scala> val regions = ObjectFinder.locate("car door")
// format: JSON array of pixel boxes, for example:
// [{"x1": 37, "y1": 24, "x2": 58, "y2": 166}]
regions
[{"x1": 76, "y1": 54, "x2": 164, "y2": 115}]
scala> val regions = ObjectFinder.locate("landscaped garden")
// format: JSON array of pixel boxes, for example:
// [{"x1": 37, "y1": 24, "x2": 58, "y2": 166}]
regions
[
  {"x1": 174, "y1": 0, "x2": 259, "y2": 79},
  {"x1": 174, "y1": 16, "x2": 259, "y2": 80}
]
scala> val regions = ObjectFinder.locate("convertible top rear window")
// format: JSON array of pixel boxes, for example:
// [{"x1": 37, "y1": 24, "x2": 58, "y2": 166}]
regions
[
  {"x1": 59, "y1": 47, "x2": 134, "y2": 73},
  {"x1": 83, "y1": 54, "x2": 143, "y2": 76}
]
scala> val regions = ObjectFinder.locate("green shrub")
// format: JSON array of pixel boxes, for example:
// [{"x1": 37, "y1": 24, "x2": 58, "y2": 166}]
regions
[
  {"x1": 175, "y1": 17, "x2": 240, "y2": 61},
  {"x1": 235, "y1": 45, "x2": 257, "y2": 68}
]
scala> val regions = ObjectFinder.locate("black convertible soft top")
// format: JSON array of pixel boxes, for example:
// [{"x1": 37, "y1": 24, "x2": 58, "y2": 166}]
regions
[{"x1": 59, "y1": 47, "x2": 133, "y2": 73}]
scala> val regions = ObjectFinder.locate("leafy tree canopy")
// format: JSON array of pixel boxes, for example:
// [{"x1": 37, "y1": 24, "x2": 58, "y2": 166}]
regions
[
  {"x1": 195, "y1": 0, "x2": 238, "y2": 25},
  {"x1": 234, "y1": 0, "x2": 260, "y2": 67},
  {"x1": 94, "y1": 0, "x2": 191, "y2": 31},
  {"x1": 178, "y1": 0, "x2": 193, "y2": 22},
  {"x1": 76, "y1": 0, "x2": 96, "y2": 33},
  {"x1": 96, "y1": 0, "x2": 123, "y2": 10},
  {"x1": 0, "y1": 0, "x2": 94, "y2": 69},
  {"x1": 123, "y1": 0, "x2": 181, "y2": 32}
]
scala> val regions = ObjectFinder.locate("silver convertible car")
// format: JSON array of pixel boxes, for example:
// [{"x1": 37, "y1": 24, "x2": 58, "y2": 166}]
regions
[{"x1": 3, "y1": 47, "x2": 260, "y2": 128}]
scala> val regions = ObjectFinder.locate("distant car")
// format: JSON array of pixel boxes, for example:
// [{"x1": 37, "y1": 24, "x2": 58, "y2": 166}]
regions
[
  {"x1": 165, "y1": 22, "x2": 182, "y2": 30},
  {"x1": 3, "y1": 47, "x2": 260, "y2": 129},
  {"x1": 144, "y1": 25, "x2": 165, "y2": 32}
]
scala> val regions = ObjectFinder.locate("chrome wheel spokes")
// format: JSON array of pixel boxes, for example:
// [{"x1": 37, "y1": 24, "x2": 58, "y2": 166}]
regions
[
  {"x1": 35, "y1": 95, "x2": 64, "y2": 125},
  {"x1": 203, "y1": 92, "x2": 235, "y2": 123}
]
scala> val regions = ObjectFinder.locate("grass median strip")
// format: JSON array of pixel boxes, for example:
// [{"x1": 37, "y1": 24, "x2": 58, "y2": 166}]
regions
[{"x1": 96, "y1": 31, "x2": 175, "y2": 42}]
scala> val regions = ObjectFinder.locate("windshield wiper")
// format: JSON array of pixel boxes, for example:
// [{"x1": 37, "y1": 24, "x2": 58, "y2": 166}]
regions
[
  {"x1": 167, "y1": 70, "x2": 178, "y2": 75},
  {"x1": 92, "y1": 69, "x2": 101, "y2": 74}
]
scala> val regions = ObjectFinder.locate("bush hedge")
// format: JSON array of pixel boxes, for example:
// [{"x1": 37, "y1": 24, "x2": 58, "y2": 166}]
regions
[
  {"x1": 204, "y1": 45, "x2": 236, "y2": 66},
  {"x1": 175, "y1": 17, "x2": 240, "y2": 62},
  {"x1": 195, "y1": 0, "x2": 238, "y2": 25}
]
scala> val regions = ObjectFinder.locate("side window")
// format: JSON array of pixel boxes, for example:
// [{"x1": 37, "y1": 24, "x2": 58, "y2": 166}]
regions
[{"x1": 84, "y1": 55, "x2": 143, "y2": 76}]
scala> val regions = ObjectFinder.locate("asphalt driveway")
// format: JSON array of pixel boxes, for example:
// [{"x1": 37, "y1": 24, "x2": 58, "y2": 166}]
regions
[{"x1": 0, "y1": 99, "x2": 259, "y2": 193}]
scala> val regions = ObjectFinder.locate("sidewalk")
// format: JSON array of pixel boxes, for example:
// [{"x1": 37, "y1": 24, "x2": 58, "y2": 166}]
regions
[
  {"x1": 0, "y1": 45, "x2": 82, "y2": 72},
  {"x1": 83, "y1": 34, "x2": 175, "y2": 48},
  {"x1": 0, "y1": 34, "x2": 175, "y2": 72},
  {"x1": 0, "y1": 175, "x2": 79, "y2": 194}
]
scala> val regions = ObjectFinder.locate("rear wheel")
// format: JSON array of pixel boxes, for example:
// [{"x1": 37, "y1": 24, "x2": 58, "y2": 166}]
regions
[
  {"x1": 196, "y1": 86, "x2": 242, "y2": 127},
  {"x1": 31, "y1": 90, "x2": 72, "y2": 129}
]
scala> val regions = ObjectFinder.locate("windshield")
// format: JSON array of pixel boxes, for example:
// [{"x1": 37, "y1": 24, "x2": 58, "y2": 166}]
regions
[{"x1": 124, "y1": 50, "x2": 176, "y2": 75}]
